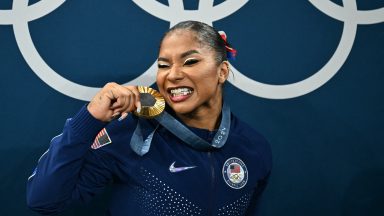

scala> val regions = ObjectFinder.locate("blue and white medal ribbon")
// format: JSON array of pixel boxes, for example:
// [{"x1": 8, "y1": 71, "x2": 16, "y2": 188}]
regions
[{"x1": 130, "y1": 103, "x2": 231, "y2": 156}]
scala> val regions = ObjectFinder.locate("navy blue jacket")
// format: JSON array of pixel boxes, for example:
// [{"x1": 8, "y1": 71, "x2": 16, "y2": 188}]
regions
[{"x1": 27, "y1": 105, "x2": 272, "y2": 215}]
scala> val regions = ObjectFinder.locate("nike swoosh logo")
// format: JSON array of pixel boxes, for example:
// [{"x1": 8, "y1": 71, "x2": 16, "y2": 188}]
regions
[{"x1": 169, "y1": 161, "x2": 196, "y2": 173}]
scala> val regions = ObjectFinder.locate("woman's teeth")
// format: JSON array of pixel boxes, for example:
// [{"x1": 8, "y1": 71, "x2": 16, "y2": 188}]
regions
[{"x1": 170, "y1": 88, "x2": 193, "y2": 96}]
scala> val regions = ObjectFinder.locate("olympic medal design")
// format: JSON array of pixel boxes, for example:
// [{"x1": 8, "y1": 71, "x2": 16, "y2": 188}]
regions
[
  {"x1": 134, "y1": 86, "x2": 165, "y2": 118},
  {"x1": 222, "y1": 157, "x2": 248, "y2": 189}
]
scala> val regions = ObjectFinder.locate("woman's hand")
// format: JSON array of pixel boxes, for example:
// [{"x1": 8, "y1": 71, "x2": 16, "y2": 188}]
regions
[{"x1": 87, "y1": 82, "x2": 141, "y2": 122}]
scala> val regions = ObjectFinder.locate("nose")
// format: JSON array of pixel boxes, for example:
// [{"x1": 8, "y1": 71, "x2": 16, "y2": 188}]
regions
[{"x1": 167, "y1": 65, "x2": 184, "y2": 82}]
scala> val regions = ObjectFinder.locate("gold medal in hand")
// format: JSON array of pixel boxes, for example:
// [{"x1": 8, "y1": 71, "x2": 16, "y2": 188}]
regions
[{"x1": 134, "y1": 86, "x2": 165, "y2": 118}]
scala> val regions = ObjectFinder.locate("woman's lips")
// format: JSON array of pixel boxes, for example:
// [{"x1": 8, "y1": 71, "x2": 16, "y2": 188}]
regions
[{"x1": 168, "y1": 87, "x2": 194, "y2": 102}]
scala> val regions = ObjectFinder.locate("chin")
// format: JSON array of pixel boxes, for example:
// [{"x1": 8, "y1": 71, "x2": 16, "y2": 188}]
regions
[
  {"x1": 168, "y1": 102, "x2": 197, "y2": 115},
  {"x1": 170, "y1": 105, "x2": 192, "y2": 115}
]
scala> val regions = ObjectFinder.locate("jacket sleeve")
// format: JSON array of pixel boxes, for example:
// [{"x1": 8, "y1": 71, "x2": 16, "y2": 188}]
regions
[{"x1": 26, "y1": 105, "x2": 113, "y2": 215}]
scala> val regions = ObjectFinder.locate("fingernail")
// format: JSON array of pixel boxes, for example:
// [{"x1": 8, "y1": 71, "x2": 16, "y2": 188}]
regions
[
  {"x1": 118, "y1": 113, "x2": 128, "y2": 121},
  {"x1": 136, "y1": 107, "x2": 141, "y2": 113},
  {"x1": 111, "y1": 112, "x2": 121, "y2": 120}
]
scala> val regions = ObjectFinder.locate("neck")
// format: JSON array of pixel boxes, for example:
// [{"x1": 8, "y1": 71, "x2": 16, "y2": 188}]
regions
[{"x1": 176, "y1": 99, "x2": 223, "y2": 131}]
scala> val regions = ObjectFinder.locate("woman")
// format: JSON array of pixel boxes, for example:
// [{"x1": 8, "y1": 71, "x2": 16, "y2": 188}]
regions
[{"x1": 27, "y1": 21, "x2": 272, "y2": 216}]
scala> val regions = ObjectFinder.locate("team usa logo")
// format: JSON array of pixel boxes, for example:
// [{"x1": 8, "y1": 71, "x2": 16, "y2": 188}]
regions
[{"x1": 222, "y1": 157, "x2": 248, "y2": 189}]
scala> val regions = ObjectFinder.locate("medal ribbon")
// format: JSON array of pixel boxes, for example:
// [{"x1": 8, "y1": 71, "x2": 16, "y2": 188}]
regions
[{"x1": 130, "y1": 103, "x2": 231, "y2": 156}]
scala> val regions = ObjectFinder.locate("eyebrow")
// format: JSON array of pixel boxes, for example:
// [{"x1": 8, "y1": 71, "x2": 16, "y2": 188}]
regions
[
  {"x1": 157, "y1": 50, "x2": 200, "y2": 62},
  {"x1": 181, "y1": 50, "x2": 199, "y2": 58}
]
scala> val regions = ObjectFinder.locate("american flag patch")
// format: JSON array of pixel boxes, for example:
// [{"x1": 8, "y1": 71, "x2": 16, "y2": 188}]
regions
[
  {"x1": 230, "y1": 164, "x2": 241, "y2": 173},
  {"x1": 91, "y1": 128, "x2": 112, "y2": 149}
]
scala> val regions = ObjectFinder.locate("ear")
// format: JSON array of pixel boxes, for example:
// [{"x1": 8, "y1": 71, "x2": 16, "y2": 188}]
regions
[{"x1": 218, "y1": 61, "x2": 230, "y2": 84}]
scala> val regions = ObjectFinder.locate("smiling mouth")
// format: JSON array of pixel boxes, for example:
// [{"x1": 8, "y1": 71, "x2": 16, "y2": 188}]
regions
[
  {"x1": 169, "y1": 87, "x2": 193, "y2": 96},
  {"x1": 167, "y1": 87, "x2": 194, "y2": 102}
]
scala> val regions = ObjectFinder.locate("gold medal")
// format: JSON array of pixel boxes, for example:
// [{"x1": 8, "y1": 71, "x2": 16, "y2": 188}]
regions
[{"x1": 134, "y1": 86, "x2": 165, "y2": 118}]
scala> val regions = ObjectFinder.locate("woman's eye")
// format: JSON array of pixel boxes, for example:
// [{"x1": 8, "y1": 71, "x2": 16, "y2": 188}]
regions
[
  {"x1": 184, "y1": 59, "x2": 199, "y2": 66},
  {"x1": 158, "y1": 64, "x2": 169, "y2": 69}
]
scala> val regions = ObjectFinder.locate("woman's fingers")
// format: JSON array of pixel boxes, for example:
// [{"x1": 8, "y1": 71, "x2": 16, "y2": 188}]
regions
[
  {"x1": 111, "y1": 86, "x2": 137, "y2": 111},
  {"x1": 87, "y1": 83, "x2": 141, "y2": 122},
  {"x1": 125, "y1": 86, "x2": 142, "y2": 111},
  {"x1": 116, "y1": 86, "x2": 141, "y2": 121}
]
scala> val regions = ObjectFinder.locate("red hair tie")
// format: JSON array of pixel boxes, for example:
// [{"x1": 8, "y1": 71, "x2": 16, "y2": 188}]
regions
[{"x1": 219, "y1": 31, "x2": 237, "y2": 60}]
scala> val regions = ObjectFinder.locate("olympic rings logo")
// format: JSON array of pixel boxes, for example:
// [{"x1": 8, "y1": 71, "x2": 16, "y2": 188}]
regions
[{"x1": 0, "y1": 0, "x2": 383, "y2": 100}]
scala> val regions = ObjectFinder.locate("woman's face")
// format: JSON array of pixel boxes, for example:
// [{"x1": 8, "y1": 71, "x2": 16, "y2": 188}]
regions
[{"x1": 156, "y1": 30, "x2": 228, "y2": 116}]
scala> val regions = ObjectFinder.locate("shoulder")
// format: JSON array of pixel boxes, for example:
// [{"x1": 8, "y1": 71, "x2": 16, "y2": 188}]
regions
[
  {"x1": 230, "y1": 113, "x2": 268, "y2": 146},
  {"x1": 229, "y1": 113, "x2": 272, "y2": 172}
]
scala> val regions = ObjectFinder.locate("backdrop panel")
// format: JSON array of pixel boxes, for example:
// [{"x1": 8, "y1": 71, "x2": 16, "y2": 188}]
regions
[{"x1": 0, "y1": 0, "x2": 383, "y2": 215}]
